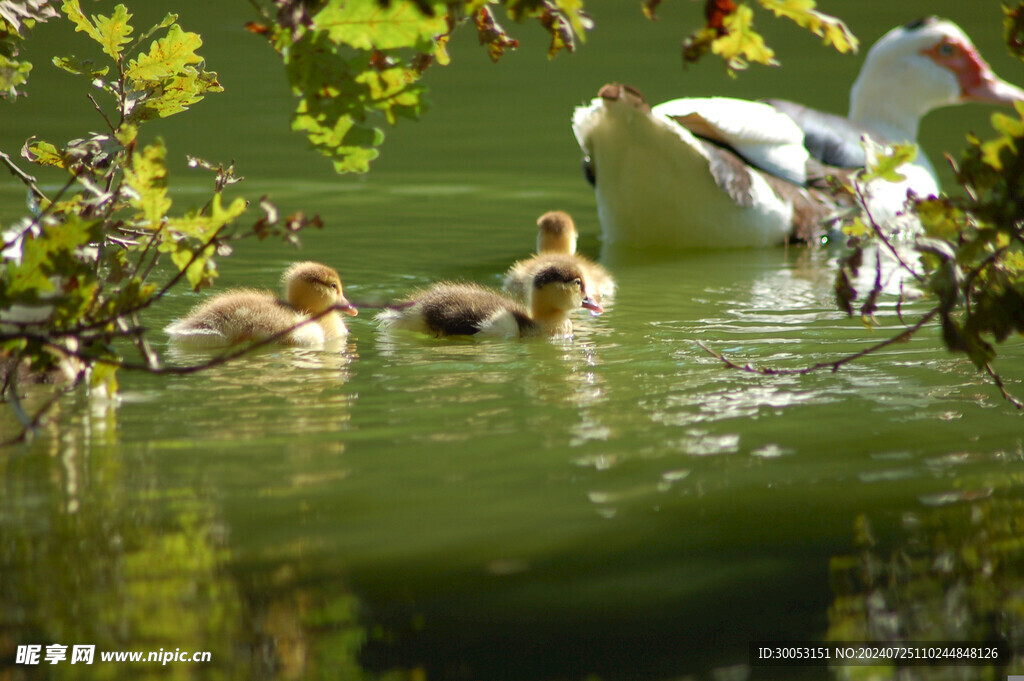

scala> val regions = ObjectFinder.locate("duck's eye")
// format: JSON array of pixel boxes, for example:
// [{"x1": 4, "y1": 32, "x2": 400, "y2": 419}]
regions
[
  {"x1": 330, "y1": 282, "x2": 340, "y2": 291},
  {"x1": 573, "y1": 278, "x2": 582, "y2": 289},
  {"x1": 937, "y1": 42, "x2": 955, "y2": 57}
]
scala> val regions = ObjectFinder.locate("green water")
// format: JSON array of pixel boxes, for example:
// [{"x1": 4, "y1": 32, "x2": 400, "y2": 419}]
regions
[{"x1": 3, "y1": 2, "x2": 1024, "y2": 680}]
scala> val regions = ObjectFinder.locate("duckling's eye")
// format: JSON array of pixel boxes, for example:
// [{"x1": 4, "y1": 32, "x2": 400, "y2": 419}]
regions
[
  {"x1": 573, "y1": 278, "x2": 582, "y2": 289},
  {"x1": 937, "y1": 42, "x2": 955, "y2": 57},
  {"x1": 330, "y1": 282, "x2": 340, "y2": 291}
]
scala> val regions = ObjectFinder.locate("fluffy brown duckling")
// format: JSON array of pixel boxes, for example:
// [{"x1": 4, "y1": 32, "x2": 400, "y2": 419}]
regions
[
  {"x1": 377, "y1": 260, "x2": 602, "y2": 339},
  {"x1": 165, "y1": 261, "x2": 357, "y2": 347},
  {"x1": 503, "y1": 211, "x2": 616, "y2": 302}
]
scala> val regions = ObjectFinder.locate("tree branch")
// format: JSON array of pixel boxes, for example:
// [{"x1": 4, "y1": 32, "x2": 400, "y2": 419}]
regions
[
  {"x1": 697, "y1": 307, "x2": 939, "y2": 376},
  {"x1": 0, "y1": 373, "x2": 85, "y2": 448},
  {"x1": 26, "y1": 304, "x2": 350, "y2": 377},
  {"x1": 853, "y1": 180, "x2": 924, "y2": 283},
  {"x1": 0, "y1": 149, "x2": 47, "y2": 202},
  {"x1": 1, "y1": 303, "x2": 350, "y2": 446},
  {"x1": 984, "y1": 362, "x2": 1024, "y2": 410},
  {"x1": 88, "y1": 93, "x2": 117, "y2": 135}
]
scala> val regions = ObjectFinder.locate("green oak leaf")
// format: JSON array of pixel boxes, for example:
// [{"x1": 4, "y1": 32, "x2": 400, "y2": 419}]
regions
[
  {"x1": 123, "y1": 139, "x2": 171, "y2": 229},
  {"x1": 21, "y1": 137, "x2": 66, "y2": 168},
  {"x1": 0, "y1": 54, "x2": 32, "y2": 99},
  {"x1": 52, "y1": 55, "x2": 110, "y2": 78},
  {"x1": 712, "y1": 4, "x2": 778, "y2": 72},
  {"x1": 93, "y1": 4, "x2": 133, "y2": 60},
  {"x1": 980, "y1": 105, "x2": 1024, "y2": 170},
  {"x1": 61, "y1": 0, "x2": 102, "y2": 45},
  {"x1": 130, "y1": 68, "x2": 223, "y2": 121},
  {"x1": 758, "y1": 0, "x2": 858, "y2": 54},
  {"x1": 859, "y1": 140, "x2": 916, "y2": 183},
  {"x1": 292, "y1": 98, "x2": 382, "y2": 174},
  {"x1": 313, "y1": 0, "x2": 448, "y2": 51},
  {"x1": 125, "y1": 24, "x2": 203, "y2": 87}
]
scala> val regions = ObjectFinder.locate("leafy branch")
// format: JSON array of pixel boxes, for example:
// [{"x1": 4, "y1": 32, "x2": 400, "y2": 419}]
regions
[
  {"x1": 0, "y1": 299, "x2": 353, "y2": 446},
  {"x1": 702, "y1": 72, "x2": 1024, "y2": 407},
  {"x1": 0, "y1": 0, "x2": 60, "y2": 98},
  {"x1": 651, "y1": 0, "x2": 857, "y2": 75},
  {"x1": 245, "y1": 0, "x2": 593, "y2": 173},
  {"x1": 243, "y1": 0, "x2": 859, "y2": 171},
  {"x1": 1, "y1": 1, "x2": 325, "y2": 441}
]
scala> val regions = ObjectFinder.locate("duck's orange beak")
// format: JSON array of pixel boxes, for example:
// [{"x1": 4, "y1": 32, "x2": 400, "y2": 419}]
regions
[
  {"x1": 581, "y1": 297, "x2": 603, "y2": 316},
  {"x1": 337, "y1": 300, "x2": 358, "y2": 316}
]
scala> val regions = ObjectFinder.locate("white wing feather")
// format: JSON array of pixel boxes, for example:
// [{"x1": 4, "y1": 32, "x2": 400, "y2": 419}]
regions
[{"x1": 651, "y1": 97, "x2": 809, "y2": 186}]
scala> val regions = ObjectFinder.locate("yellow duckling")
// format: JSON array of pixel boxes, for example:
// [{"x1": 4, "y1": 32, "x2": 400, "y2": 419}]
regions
[
  {"x1": 377, "y1": 260, "x2": 602, "y2": 339},
  {"x1": 165, "y1": 261, "x2": 357, "y2": 347},
  {"x1": 503, "y1": 210, "x2": 616, "y2": 302}
]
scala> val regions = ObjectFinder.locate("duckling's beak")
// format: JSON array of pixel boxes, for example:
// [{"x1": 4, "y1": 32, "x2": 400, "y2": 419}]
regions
[
  {"x1": 337, "y1": 300, "x2": 358, "y2": 316},
  {"x1": 581, "y1": 296, "x2": 603, "y2": 316}
]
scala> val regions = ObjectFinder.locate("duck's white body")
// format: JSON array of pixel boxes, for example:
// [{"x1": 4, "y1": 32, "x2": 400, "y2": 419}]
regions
[
  {"x1": 572, "y1": 18, "x2": 1024, "y2": 249},
  {"x1": 574, "y1": 95, "x2": 802, "y2": 248}
]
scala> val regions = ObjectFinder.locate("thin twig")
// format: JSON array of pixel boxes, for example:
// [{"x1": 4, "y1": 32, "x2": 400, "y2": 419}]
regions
[
  {"x1": 88, "y1": 93, "x2": 117, "y2": 135},
  {"x1": 0, "y1": 149, "x2": 47, "y2": 202},
  {"x1": 697, "y1": 308, "x2": 939, "y2": 376},
  {"x1": 984, "y1": 362, "x2": 1024, "y2": 410},
  {"x1": 117, "y1": 60, "x2": 127, "y2": 129},
  {"x1": 1, "y1": 303, "x2": 350, "y2": 447},
  {"x1": 961, "y1": 246, "x2": 1007, "y2": 318},
  {"x1": 125, "y1": 222, "x2": 165, "y2": 283},
  {"x1": 698, "y1": 308, "x2": 1023, "y2": 409},
  {"x1": 0, "y1": 375, "x2": 85, "y2": 448},
  {"x1": 0, "y1": 170, "x2": 81, "y2": 256},
  {"x1": 27, "y1": 304, "x2": 347, "y2": 377},
  {"x1": 120, "y1": 314, "x2": 160, "y2": 370},
  {"x1": 895, "y1": 279, "x2": 907, "y2": 326},
  {"x1": 854, "y1": 181, "x2": 925, "y2": 282},
  {"x1": 106, "y1": 235, "x2": 139, "y2": 248}
]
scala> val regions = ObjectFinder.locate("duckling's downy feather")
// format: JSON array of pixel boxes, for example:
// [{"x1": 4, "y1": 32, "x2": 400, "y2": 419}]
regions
[
  {"x1": 166, "y1": 261, "x2": 355, "y2": 348},
  {"x1": 377, "y1": 283, "x2": 535, "y2": 338},
  {"x1": 503, "y1": 212, "x2": 615, "y2": 302},
  {"x1": 378, "y1": 262, "x2": 601, "y2": 339}
]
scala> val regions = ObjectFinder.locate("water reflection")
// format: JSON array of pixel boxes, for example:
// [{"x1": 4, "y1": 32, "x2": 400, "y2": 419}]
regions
[
  {"x1": 0, "y1": 418, "x2": 246, "y2": 680},
  {"x1": 374, "y1": 323, "x2": 614, "y2": 456},
  {"x1": 154, "y1": 342, "x2": 359, "y2": 441},
  {"x1": 5, "y1": 221, "x2": 1022, "y2": 680},
  {"x1": 828, "y1": 487, "x2": 1024, "y2": 680},
  {"x1": 0, "y1": 426, "x2": 403, "y2": 681}
]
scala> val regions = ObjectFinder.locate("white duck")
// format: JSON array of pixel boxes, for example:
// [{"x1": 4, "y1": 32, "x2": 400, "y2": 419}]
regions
[{"x1": 572, "y1": 17, "x2": 1024, "y2": 249}]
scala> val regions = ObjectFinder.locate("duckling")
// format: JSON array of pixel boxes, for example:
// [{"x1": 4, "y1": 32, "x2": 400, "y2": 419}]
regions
[
  {"x1": 377, "y1": 260, "x2": 602, "y2": 339},
  {"x1": 503, "y1": 211, "x2": 616, "y2": 302},
  {"x1": 165, "y1": 261, "x2": 357, "y2": 347},
  {"x1": 536, "y1": 209, "x2": 580, "y2": 254}
]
